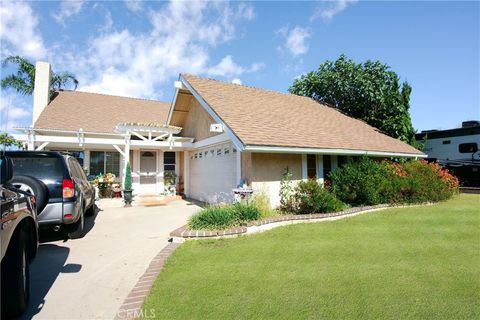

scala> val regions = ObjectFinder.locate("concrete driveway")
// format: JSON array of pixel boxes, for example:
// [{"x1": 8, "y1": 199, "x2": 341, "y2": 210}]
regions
[{"x1": 21, "y1": 199, "x2": 200, "y2": 320}]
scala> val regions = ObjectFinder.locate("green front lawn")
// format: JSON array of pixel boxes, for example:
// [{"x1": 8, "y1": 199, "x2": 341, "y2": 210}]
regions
[{"x1": 143, "y1": 195, "x2": 480, "y2": 319}]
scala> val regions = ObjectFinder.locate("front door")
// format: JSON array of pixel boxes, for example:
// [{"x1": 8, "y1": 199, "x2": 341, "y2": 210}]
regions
[{"x1": 140, "y1": 151, "x2": 157, "y2": 189}]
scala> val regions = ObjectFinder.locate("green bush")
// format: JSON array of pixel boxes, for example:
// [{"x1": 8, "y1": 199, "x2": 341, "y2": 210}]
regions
[
  {"x1": 188, "y1": 202, "x2": 262, "y2": 230},
  {"x1": 329, "y1": 157, "x2": 391, "y2": 206},
  {"x1": 400, "y1": 160, "x2": 459, "y2": 203},
  {"x1": 189, "y1": 206, "x2": 236, "y2": 230},
  {"x1": 330, "y1": 158, "x2": 459, "y2": 205},
  {"x1": 250, "y1": 192, "x2": 279, "y2": 218},
  {"x1": 231, "y1": 202, "x2": 262, "y2": 222},
  {"x1": 293, "y1": 179, "x2": 347, "y2": 214}
]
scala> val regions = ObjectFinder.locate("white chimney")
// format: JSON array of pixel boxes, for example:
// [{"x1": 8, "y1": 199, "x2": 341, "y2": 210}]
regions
[{"x1": 32, "y1": 61, "x2": 52, "y2": 126}]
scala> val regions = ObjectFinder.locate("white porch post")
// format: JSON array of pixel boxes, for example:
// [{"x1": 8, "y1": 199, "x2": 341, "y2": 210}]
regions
[
  {"x1": 317, "y1": 155, "x2": 324, "y2": 185},
  {"x1": 123, "y1": 132, "x2": 130, "y2": 185},
  {"x1": 132, "y1": 150, "x2": 140, "y2": 191},
  {"x1": 236, "y1": 149, "x2": 241, "y2": 186},
  {"x1": 157, "y1": 150, "x2": 165, "y2": 193},
  {"x1": 301, "y1": 154, "x2": 308, "y2": 180},
  {"x1": 27, "y1": 129, "x2": 35, "y2": 151},
  {"x1": 183, "y1": 151, "x2": 190, "y2": 197}
]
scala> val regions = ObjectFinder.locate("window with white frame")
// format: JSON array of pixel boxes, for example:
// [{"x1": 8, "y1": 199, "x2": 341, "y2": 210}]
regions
[
  {"x1": 164, "y1": 151, "x2": 176, "y2": 172},
  {"x1": 90, "y1": 151, "x2": 120, "y2": 176}
]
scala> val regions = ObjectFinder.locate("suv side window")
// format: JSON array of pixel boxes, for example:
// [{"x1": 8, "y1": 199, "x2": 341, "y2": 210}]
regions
[
  {"x1": 69, "y1": 158, "x2": 87, "y2": 181},
  {"x1": 74, "y1": 161, "x2": 88, "y2": 181},
  {"x1": 68, "y1": 158, "x2": 81, "y2": 179}
]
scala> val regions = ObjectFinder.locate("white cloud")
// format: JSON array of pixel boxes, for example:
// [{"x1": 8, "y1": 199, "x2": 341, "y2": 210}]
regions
[
  {"x1": 207, "y1": 55, "x2": 264, "y2": 77},
  {"x1": 310, "y1": 0, "x2": 358, "y2": 22},
  {"x1": 57, "y1": 1, "x2": 262, "y2": 98},
  {"x1": 231, "y1": 78, "x2": 242, "y2": 85},
  {"x1": 0, "y1": 1, "x2": 46, "y2": 59},
  {"x1": 0, "y1": 92, "x2": 32, "y2": 132},
  {"x1": 124, "y1": 0, "x2": 143, "y2": 13},
  {"x1": 53, "y1": 0, "x2": 85, "y2": 23},
  {"x1": 277, "y1": 26, "x2": 311, "y2": 57}
]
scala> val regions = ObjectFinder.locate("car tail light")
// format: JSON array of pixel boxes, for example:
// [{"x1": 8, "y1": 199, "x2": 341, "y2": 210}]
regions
[
  {"x1": 62, "y1": 178, "x2": 75, "y2": 198},
  {"x1": 64, "y1": 213, "x2": 73, "y2": 219}
]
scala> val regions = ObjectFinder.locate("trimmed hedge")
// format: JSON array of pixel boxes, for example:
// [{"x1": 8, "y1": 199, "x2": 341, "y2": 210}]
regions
[{"x1": 330, "y1": 158, "x2": 459, "y2": 206}]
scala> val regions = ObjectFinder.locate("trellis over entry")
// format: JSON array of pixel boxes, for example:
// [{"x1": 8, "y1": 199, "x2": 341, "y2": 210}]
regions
[{"x1": 14, "y1": 124, "x2": 195, "y2": 186}]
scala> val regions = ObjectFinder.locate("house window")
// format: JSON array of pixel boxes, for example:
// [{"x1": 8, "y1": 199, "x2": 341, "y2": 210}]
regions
[
  {"x1": 323, "y1": 155, "x2": 332, "y2": 179},
  {"x1": 224, "y1": 145, "x2": 230, "y2": 155},
  {"x1": 217, "y1": 148, "x2": 222, "y2": 156},
  {"x1": 164, "y1": 151, "x2": 176, "y2": 171},
  {"x1": 306, "y1": 154, "x2": 317, "y2": 179},
  {"x1": 338, "y1": 156, "x2": 348, "y2": 167},
  {"x1": 90, "y1": 151, "x2": 120, "y2": 176}
]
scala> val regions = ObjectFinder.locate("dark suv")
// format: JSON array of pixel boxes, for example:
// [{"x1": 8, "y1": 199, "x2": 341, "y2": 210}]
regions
[
  {"x1": 5, "y1": 151, "x2": 95, "y2": 239},
  {"x1": 1, "y1": 156, "x2": 38, "y2": 318}
]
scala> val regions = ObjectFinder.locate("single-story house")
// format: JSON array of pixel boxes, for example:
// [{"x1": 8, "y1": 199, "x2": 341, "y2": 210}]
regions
[{"x1": 13, "y1": 61, "x2": 425, "y2": 206}]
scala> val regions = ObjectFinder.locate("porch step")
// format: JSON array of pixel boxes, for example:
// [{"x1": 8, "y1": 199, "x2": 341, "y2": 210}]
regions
[{"x1": 137, "y1": 195, "x2": 183, "y2": 207}]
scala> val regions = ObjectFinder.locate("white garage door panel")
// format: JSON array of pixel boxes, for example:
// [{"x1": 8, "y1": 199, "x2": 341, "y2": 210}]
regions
[{"x1": 189, "y1": 144, "x2": 237, "y2": 203}]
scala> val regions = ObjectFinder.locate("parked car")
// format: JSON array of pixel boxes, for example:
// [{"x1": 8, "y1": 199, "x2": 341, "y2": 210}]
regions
[
  {"x1": 1, "y1": 156, "x2": 38, "y2": 318},
  {"x1": 5, "y1": 151, "x2": 95, "y2": 239}
]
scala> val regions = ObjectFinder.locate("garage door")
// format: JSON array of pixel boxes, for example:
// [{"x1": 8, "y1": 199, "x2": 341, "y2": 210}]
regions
[{"x1": 189, "y1": 143, "x2": 237, "y2": 203}]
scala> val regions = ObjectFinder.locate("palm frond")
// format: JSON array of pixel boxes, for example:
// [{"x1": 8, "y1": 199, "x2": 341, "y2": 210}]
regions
[{"x1": 51, "y1": 71, "x2": 79, "y2": 91}]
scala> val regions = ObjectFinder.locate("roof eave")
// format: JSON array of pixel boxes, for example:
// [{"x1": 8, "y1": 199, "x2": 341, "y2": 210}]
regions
[{"x1": 243, "y1": 145, "x2": 426, "y2": 158}]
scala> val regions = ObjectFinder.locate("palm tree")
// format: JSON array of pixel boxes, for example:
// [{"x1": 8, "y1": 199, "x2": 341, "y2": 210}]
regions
[{"x1": 1, "y1": 56, "x2": 79, "y2": 96}]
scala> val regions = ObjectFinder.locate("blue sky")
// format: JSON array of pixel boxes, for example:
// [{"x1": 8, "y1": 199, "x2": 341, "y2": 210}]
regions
[{"x1": 1, "y1": 0, "x2": 478, "y2": 134}]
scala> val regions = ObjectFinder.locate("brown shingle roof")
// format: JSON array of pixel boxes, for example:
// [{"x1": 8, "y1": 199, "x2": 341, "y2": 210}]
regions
[
  {"x1": 34, "y1": 90, "x2": 170, "y2": 133},
  {"x1": 182, "y1": 74, "x2": 424, "y2": 156}
]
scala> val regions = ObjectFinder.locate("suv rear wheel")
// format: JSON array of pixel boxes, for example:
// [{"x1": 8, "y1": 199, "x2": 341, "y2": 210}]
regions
[{"x1": 68, "y1": 206, "x2": 85, "y2": 239}]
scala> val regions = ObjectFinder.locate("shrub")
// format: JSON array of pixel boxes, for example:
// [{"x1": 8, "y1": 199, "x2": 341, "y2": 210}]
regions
[
  {"x1": 188, "y1": 206, "x2": 236, "y2": 230},
  {"x1": 329, "y1": 157, "x2": 391, "y2": 205},
  {"x1": 400, "y1": 160, "x2": 459, "y2": 203},
  {"x1": 279, "y1": 167, "x2": 295, "y2": 212},
  {"x1": 231, "y1": 202, "x2": 262, "y2": 222},
  {"x1": 188, "y1": 202, "x2": 262, "y2": 230},
  {"x1": 330, "y1": 158, "x2": 459, "y2": 205},
  {"x1": 250, "y1": 192, "x2": 276, "y2": 218},
  {"x1": 293, "y1": 179, "x2": 347, "y2": 214}
]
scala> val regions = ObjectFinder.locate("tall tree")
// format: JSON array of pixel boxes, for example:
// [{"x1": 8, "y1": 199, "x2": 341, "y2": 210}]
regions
[
  {"x1": 0, "y1": 132, "x2": 23, "y2": 149},
  {"x1": 289, "y1": 54, "x2": 416, "y2": 145},
  {"x1": 1, "y1": 56, "x2": 79, "y2": 96}
]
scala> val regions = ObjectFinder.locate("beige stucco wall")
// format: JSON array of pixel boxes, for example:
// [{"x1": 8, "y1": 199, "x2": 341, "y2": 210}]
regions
[
  {"x1": 179, "y1": 98, "x2": 219, "y2": 141},
  {"x1": 249, "y1": 153, "x2": 302, "y2": 207}
]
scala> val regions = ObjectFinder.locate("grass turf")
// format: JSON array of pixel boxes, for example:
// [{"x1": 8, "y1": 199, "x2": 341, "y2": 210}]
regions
[{"x1": 142, "y1": 194, "x2": 480, "y2": 319}]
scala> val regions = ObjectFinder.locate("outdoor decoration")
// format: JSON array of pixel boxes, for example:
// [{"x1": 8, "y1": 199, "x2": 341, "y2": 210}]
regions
[
  {"x1": 164, "y1": 171, "x2": 177, "y2": 196},
  {"x1": 93, "y1": 173, "x2": 117, "y2": 198},
  {"x1": 123, "y1": 162, "x2": 133, "y2": 206},
  {"x1": 112, "y1": 183, "x2": 122, "y2": 198}
]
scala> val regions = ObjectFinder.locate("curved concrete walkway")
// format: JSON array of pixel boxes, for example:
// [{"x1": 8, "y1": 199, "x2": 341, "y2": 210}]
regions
[{"x1": 22, "y1": 199, "x2": 200, "y2": 320}]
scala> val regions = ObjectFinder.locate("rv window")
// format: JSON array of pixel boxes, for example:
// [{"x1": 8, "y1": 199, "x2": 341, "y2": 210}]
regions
[
  {"x1": 459, "y1": 143, "x2": 478, "y2": 153},
  {"x1": 442, "y1": 140, "x2": 451, "y2": 144}
]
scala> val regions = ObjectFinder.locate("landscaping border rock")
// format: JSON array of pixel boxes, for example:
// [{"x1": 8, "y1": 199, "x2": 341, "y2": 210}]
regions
[{"x1": 170, "y1": 204, "x2": 391, "y2": 241}]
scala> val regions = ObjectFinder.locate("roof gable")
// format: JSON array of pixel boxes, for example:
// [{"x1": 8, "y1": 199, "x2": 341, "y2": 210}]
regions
[
  {"x1": 34, "y1": 90, "x2": 170, "y2": 133},
  {"x1": 181, "y1": 74, "x2": 424, "y2": 156}
]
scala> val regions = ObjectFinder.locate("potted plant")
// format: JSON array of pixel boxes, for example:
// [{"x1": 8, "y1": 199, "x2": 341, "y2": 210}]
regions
[
  {"x1": 164, "y1": 171, "x2": 177, "y2": 195},
  {"x1": 123, "y1": 162, "x2": 133, "y2": 207}
]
